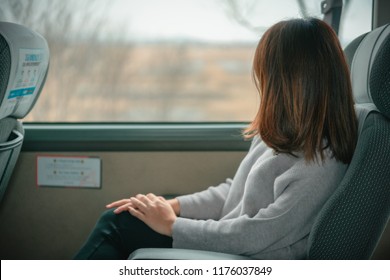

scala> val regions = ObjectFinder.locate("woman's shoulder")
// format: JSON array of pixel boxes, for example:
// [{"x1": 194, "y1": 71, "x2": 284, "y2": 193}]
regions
[
  {"x1": 271, "y1": 150, "x2": 348, "y2": 200},
  {"x1": 247, "y1": 135, "x2": 347, "y2": 173},
  {"x1": 288, "y1": 149, "x2": 348, "y2": 187},
  {"x1": 248, "y1": 135, "x2": 264, "y2": 151}
]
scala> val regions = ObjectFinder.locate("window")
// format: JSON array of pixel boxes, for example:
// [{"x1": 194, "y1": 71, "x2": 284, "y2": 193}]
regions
[
  {"x1": 0, "y1": 0, "x2": 372, "y2": 122},
  {"x1": 339, "y1": 0, "x2": 373, "y2": 47}
]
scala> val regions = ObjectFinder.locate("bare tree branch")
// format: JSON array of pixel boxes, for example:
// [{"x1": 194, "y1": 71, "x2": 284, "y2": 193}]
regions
[
  {"x1": 296, "y1": 0, "x2": 309, "y2": 18},
  {"x1": 221, "y1": 0, "x2": 268, "y2": 34},
  {"x1": 0, "y1": 0, "x2": 132, "y2": 121}
]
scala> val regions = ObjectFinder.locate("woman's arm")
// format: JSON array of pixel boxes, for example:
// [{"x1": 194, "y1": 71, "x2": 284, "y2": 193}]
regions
[
  {"x1": 105, "y1": 180, "x2": 231, "y2": 238},
  {"x1": 175, "y1": 179, "x2": 232, "y2": 220},
  {"x1": 172, "y1": 160, "x2": 346, "y2": 256},
  {"x1": 172, "y1": 189, "x2": 317, "y2": 255},
  {"x1": 176, "y1": 137, "x2": 263, "y2": 220},
  {"x1": 106, "y1": 195, "x2": 176, "y2": 214},
  {"x1": 106, "y1": 179, "x2": 230, "y2": 219}
]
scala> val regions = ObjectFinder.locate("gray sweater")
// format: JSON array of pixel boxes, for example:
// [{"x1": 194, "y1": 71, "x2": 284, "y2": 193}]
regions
[{"x1": 172, "y1": 136, "x2": 347, "y2": 259}]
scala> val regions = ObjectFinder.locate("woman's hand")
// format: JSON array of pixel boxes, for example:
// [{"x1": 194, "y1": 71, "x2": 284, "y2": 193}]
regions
[
  {"x1": 128, "y1": 193, "x2": 177, "y2": 236},
  {"x1": 106, "y1": 196, "x2": 181, "y2": 216},
  {"x1": 106, "y1": 198, "x2": 134, "y2": 214},
  {"x1": 106, "y1": 194, "x2": 180, "y2": 237}
]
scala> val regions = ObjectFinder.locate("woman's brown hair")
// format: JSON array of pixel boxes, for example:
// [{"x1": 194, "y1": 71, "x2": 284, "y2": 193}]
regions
[{"x1": 245, "y1": 18, "x2": 357, "y2": 164}]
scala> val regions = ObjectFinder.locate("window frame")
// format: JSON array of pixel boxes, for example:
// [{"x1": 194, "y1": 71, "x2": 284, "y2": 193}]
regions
[{"x1": 22, "y1": 123, "x2": 250, "y2": 152}]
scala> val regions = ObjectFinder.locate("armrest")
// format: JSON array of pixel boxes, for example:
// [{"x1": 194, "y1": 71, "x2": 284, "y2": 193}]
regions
[{"x1": 128, "y1": 248, "x2": 252, "y2": 260}]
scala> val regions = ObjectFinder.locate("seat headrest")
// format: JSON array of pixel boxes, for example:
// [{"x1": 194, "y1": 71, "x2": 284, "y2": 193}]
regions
[
  {"x1": 0, "y1": 22, "x2": 49, "y2": 119},
  {"x1": 351, "y1": 24, "x2": 390, "y2": 119}
]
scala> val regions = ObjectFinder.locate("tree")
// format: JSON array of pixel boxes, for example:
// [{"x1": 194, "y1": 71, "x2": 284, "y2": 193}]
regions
[{"x1": 0, "y1": 0, "x2": 131, "y2": 121}]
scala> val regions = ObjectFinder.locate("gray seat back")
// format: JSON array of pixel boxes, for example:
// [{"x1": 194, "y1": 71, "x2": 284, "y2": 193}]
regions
[
  {"x1": 0, "y1": 22, "x2": 49, "y2": 204},
  {"x1": 307, "y1": 24, "x2": 390, "y2": 259}
]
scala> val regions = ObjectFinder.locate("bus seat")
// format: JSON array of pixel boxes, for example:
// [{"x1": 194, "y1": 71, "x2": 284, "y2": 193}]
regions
[
  {"x1": 307, "y1": 23, "x2": 390, "y2": 259},
  {"x1": 0, "y1": 22, "x2": 49, "y2": 204},
  {"x1": 129, "y1": 23, "x2": 390, "y2": 260}
]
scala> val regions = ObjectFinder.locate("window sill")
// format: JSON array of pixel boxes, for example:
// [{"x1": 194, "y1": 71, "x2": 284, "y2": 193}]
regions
[{"x1": 22, "y1": 123, "x2": 250, "y2": 152}]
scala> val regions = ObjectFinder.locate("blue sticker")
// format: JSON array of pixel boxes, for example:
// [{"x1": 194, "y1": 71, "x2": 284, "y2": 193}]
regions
[{"x1": 8, "y1": 87, "x2": 35, "y2": 99}]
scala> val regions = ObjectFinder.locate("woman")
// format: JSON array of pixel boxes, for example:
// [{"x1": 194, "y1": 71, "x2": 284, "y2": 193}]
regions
[{"x1": 74, "y1": 17, "x2": 357, "y2": 260}]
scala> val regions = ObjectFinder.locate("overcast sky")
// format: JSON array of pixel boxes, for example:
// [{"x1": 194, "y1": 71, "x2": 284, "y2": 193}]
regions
[
  {"x1": 106, "y1": 0, "x2": 319, "y2": 43},
  {"x1": 104, "y1": 0, "x2": 371, "y2": 46},
  {"x1": 0, "y1": 0, "x2": 372, "y2": 46}
]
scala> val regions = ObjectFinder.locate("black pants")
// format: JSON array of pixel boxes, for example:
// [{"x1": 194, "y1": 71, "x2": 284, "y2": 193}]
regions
[{"x1": 74, "y1": 209, "x2": 173, "y2": 259}]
